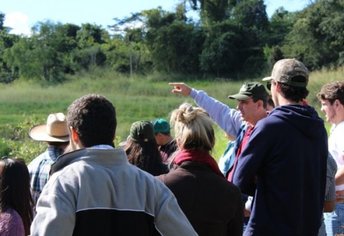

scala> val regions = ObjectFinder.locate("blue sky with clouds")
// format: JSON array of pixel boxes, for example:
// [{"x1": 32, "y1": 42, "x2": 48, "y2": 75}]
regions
[{"x1": 2, "y1": 0, "x2": 310, "y2": 35}]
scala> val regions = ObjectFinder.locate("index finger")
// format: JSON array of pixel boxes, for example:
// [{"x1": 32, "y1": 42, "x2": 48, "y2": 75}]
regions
[{"x1": 169, "y1": 82, "x2": 183, "y2": 87}]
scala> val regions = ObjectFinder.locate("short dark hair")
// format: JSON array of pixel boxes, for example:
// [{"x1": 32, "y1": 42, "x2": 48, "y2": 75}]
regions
[
  {"x1": 278, "y1": 76, "x2": 309, "y2": 102},
  {"x1": 67, "y1": 94, "x2": 116, "y2": 147},
  {"x1": 252, "y1": 95, "x2": 269, "y2": 109},
  {"x1": 317, "y1": 81, "x2": 344, "y2": 105}
]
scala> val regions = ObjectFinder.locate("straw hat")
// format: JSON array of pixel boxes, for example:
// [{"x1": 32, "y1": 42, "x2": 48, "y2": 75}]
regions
[{"x1": 29, "y1": 113, "x2": 69, "y2": 142}]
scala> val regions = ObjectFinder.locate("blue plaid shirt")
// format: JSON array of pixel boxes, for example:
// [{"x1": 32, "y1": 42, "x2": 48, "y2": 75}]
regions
[{"x1": 28, "y1": 146, "x2": 63, "y2": 204}]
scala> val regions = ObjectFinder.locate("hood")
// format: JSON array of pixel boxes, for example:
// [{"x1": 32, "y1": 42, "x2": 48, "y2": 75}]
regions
[{"x1": 269, "y1": 105, "x2": 325, "y2": 139}]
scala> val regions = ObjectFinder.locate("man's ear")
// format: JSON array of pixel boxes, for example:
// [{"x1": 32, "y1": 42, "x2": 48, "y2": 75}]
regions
[
  {"x1": 257, "y1": 99, "x2": 264, "y2": 109},
  {"x1": 275, "y1": 82, "x2": 282, "y2": 93},
  {"x1": 70, "y1": 127, "x2": 79, "y2": 143},
  {"x1": 335, "y1": 99, "x2": 340, "y2": 107}
]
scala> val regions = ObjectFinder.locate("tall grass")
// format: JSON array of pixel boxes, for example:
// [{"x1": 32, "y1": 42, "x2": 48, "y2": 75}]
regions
[{"x1": 0, "y1": 67, "x2": 342, "y2": 162}]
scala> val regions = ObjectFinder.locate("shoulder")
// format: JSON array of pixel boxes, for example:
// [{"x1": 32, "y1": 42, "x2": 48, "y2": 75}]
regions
[
  {"x1": 28, "y1": 150, "x2": 49, "y2": 167},
  {"x1": 0, "y1": 208, "x2": 24, "y2": 235}
]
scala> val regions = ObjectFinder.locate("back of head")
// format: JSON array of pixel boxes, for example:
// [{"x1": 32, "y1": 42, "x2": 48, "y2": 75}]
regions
[
  {"x1": 129, "y1": 121, "x2": 155, "y2": 143},
  {"x1": 67, "y1": 94, "x2": 116, "y2": 147},
  {"x1": 0, "y1": 158, "x2": 33, "y2": 235},
  {"x1": 317, "y1": 81, "x2": 344, "y2": 105},
  {"x1": 263, "y1": 58, "x2": 309, "y2": 102},
  {"x1": 152, "y1": 118, "x2": 171, "y2": 135},
  {"x1": 170, "y1": 103, "x2": 214, "y2": 152},
  {"x1": 125, "y1": 121, "x2": 165, "y2": 175}
]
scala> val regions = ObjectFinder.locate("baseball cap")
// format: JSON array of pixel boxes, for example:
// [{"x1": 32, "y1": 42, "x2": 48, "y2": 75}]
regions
[
  {"x1": 262, "y1": 58, "x2": 309, "y2": 88},
  {"x1": 152, "y1": 118, "x2": 170, "y2": 134},
  {"x1": 129, "y1": 121, "x2": 155, "y2": 142},
  {"x1": 228, "y1": 82, "x2": 269, "y2": 101}
]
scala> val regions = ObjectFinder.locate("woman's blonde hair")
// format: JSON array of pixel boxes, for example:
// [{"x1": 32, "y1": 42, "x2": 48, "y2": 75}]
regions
[{"x1": 170, "y1": 103, "x2": 215, "y2": 152}]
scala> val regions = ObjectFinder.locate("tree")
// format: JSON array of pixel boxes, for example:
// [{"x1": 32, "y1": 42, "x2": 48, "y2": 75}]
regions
[
  {"x1": 0, "y1": 12, "x2": 20, "y2": 83},
  {"x1": 267, "y1": 7, "x2": 297, "y2": 46},
  {"x1": 283, "y1": 0, "x2": 344, "y2": 69},
  {"x1": 0, "y1": 12, "x2": 4, "y2": 30},
  {"x1": 187, "y1": 0, "x2": 230, "y2": 25},
  {"x1": 144, "y1": 8, "x2": 204, "y2": 73}
]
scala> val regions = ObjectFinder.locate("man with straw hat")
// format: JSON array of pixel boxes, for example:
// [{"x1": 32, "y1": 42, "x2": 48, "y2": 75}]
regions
[{"x1": 28, "y1": 112, "x2": 69, "y2": 205}]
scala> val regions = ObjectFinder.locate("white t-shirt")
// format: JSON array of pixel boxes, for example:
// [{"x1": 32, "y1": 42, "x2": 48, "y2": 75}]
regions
[{"x1": 329, "y1": 121, "x2": 344, "y2": 191}]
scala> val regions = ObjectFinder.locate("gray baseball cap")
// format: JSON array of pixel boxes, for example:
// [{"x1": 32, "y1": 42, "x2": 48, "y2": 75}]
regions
[{"x1": 262, "y1": 58, "x2": 309, "y2": 88}]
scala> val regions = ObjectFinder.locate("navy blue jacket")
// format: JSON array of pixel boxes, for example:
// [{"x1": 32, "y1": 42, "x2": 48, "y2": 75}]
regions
[{"x1": 233, "y1": 105, "x2": 328, "y2": 236}]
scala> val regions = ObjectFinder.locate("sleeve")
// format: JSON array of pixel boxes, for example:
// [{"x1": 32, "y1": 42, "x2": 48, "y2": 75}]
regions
[
  {"x1": 30, "y1": 172, "x2": 77, "y2": 236},
  {"x1": 190, "y1": 89, "x2": 243, "y2": 137},
  {"x1": 154, "y1": 184, "x2": 198, "y2": 236},
  {"x1": 325, "y1": 154, "x2": 337, "y2": 201},
  {"x1": 232, "y1": 123, "x2": 270, "y2": 195}
]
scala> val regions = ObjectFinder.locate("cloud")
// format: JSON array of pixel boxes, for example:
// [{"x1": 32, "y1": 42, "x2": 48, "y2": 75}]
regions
[{"x1": 4, "y1": 11, "x2": 32, "y2": 35}]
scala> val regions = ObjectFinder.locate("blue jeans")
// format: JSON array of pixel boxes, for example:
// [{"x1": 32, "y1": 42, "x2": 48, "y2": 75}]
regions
[{"x1": 324, "y1": 203, "x2": 344, "y2": 235}]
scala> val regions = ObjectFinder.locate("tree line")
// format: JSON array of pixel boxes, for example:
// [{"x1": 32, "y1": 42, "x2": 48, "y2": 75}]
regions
[{"x1": 0, "y1": 0, "x2": 343, "y2": 83}]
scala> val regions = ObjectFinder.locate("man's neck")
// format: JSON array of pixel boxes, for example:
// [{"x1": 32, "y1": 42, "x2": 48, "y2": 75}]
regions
[
  {"x1": 333, "y1": 115, "x2": 344, "y2": 126},
  {"x1": 250, "y1": 110, "x2": 268, "y2": 127}
]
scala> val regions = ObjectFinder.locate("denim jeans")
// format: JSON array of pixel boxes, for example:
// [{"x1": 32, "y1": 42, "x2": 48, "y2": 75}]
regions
[{"x1": 324, "y1": 203, "x2": 344, "y2": 235}]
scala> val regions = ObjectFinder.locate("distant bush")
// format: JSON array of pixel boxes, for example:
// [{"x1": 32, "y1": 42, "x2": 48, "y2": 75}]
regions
[{"x1": 0, "y1": 139, "x2": 11, "y2": 157}]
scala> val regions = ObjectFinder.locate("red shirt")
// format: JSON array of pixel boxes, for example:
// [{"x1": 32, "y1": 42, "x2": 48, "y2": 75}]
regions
[{"x1": 227, "y1": 126, "x2": 254, "y2": 182}]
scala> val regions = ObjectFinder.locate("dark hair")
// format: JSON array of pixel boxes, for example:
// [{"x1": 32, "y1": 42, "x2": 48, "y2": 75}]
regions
[
  {"x1": 317, "y1": 81, "x2": 344, "y2": 105},
  {"x1": 124, "y1": 139, "x2": 168, "y2": 176},
  {"x1": 67, "y1": 94, "x2": 116, "y2": 147},
  {"x1": 252, "y1": 95, "x2": 269, "y2": 109},
  {"x1": 0, "y1": 158, "x2": 33, "y2": 235},
  {"x1": 278, "y1": 76, "x2": 309, "y2": 102}
]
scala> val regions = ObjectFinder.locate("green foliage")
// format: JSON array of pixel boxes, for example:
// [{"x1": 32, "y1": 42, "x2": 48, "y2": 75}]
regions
[
  {"x1": 283, "y1": 0, "x2": 344, "y2": 69},
  {"x1": 267, "y1": 7, "x2": 297, "y2": 46},
  {"x1": 0, "y1": 139, "x2": 11, "y2": 157},
  {"x1": 143, "y1": 8, "x2": 203, "y2": 74},
  {"x1": 1, "y1": 1, "x2": 344, "y2": 83},
  {"x1": 0, "y1": 67, "x2": 342, "y2": 162},
  {"x1": 0, "y1": 116, "x2": 46, "y2": 163}
]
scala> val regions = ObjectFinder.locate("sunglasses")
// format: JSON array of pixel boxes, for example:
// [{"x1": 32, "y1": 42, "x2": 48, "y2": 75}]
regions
[{"x1": 266, "y1": 82, "x2": 271, "y2": 91}]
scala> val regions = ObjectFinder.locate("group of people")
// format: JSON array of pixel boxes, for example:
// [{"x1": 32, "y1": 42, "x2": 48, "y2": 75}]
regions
[{"x1": 0, "y1": 58, "x2": 343, "y2": 236}]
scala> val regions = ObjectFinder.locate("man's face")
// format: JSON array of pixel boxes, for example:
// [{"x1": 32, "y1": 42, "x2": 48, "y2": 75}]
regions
[
  {"x1": 320, "y1": 99, "x2": 336, "y2": 124},
  {"x1": 155, "y1": 133, "x2": 163, "y2": 145},
  {"x1": 236, "y1": 97, "x2": 260, "y2": 125}
]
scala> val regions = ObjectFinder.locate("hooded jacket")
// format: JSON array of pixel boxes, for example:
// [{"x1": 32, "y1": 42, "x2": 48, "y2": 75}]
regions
[{"x1": 233, "y1": 105, "x2": 328, "y2": 236}]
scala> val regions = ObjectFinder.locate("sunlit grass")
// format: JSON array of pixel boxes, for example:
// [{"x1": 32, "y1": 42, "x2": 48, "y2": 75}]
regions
[{"x1": 0, "y1": 66, "x2": 342, "y2": 162}]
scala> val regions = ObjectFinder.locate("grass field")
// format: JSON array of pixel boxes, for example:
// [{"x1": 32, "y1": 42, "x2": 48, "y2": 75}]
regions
[{"x1": 0, "y1": 67, "x2": 342, "y2": 162}]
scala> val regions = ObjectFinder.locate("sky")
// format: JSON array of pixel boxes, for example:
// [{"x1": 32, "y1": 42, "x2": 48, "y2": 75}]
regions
[{"x1": 2, "y1": 0, "x2": 311, "y2": 35}]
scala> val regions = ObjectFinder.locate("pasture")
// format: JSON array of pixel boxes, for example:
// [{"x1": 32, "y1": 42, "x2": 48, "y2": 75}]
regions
[{"x1": 0, "y1": 67, "x2": 342, "y2": 162}]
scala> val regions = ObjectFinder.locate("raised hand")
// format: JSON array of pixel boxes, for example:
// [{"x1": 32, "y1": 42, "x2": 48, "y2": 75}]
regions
[{"x1": 169, "y1": 82, "x2": 192, "y2": 96}]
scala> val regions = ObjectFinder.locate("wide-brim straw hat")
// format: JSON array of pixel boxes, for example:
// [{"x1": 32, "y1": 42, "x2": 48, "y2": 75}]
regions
[{"x1": 29, "y1": 113, "x2": 69, "y2": 142}]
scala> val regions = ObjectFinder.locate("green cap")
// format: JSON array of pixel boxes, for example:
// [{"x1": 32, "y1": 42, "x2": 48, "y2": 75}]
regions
[
  {"x1": 262, "y1": 58, "x2": 309, "y2": 88},
  {"x1": 228, "y1": 82, "x2": 268, "y2": 101},
  {"x1": 129, "y1": 121, "x2": 155, "y2": 142},
  {"x1": 152, "y1": 118, "x2": 170, "y2": 134}
]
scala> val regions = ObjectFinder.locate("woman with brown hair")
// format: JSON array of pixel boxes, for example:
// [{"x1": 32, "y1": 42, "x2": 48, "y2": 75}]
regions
[
  {"x1": 125, "y1": 121, "x2": 168, "y2": 176},
  {"x1": 158, "y1": 103, "x2": 243, "y2": 236},
  {"x1": 0, "y1": 157, "x2": 33, "y2": 236}
]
